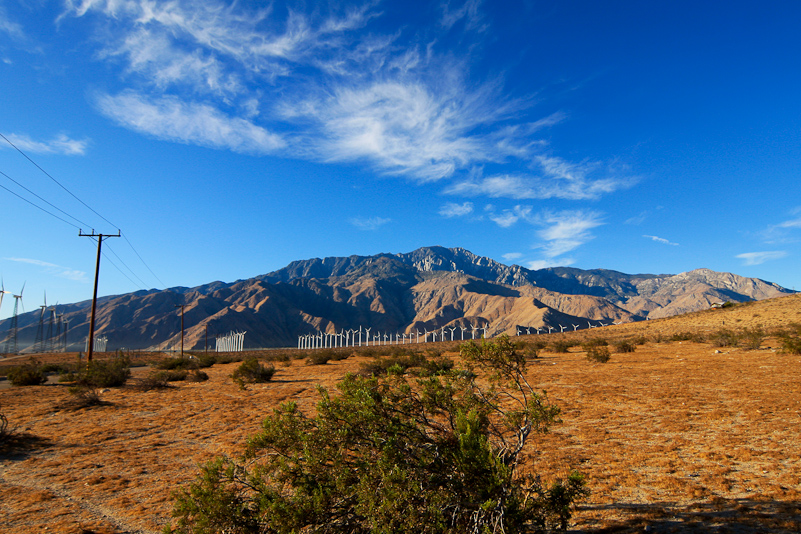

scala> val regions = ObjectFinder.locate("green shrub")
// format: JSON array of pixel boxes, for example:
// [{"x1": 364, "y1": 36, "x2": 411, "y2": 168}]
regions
[
  {"x1": 39, "y1": 363, "x2": 70, "y2": 374},
  {"x1": 136, "y1": 374, "x2": 172, "y2": 391},
  {"x1": 153, "y1": 369, "x2": 189, "y2": 382},
  {"x1": 74, "y1": 357, "x2": 131, "y2": 388},
  {"x1": 613, "y1": 340, "x2": 636, "y2": 353},
  {"x1": 231, "y1": 358, "x2": 275, "y2": 387},
  {"x1": 581, "y1": 338, "x2": 608, "y2": 351},
  {"x1": 7, "y1": 361, "x2": 47, "y2": 386},
  {"x1": 586, "y1": 345, "x2": 611, "y2": 363},
  {"x1": 781, "y1": 336, "x2": 801, "y2": 355},
  {"x1": 307, "y1": 352, "x2": 331, "y2": 365},
  {"x1": 740, "y1": 327, "x2": 765, "y2": 350},
  {"x1": 550, "y1": 340, "x2": 573, "y2": 353},
  {"x1": 712, "y1": 329, "x2": 740, "y2": 348},
  {"x1": 214, "y1": 354, "x2": 244, "y2": 365},
  {"x1": 186, "y1": 369, "x2": 209, "y2": 382},
  {"x1": 358, "y1": 351, "x2": 427, "y2": 376},
  {"x1": 166, "y1": 335, "x2": 588, "y2": 534},
  {"x1": 61, "y1": 386, "x2": 107, "y2": 410},
  {"x1": 154, "y1": 357, "x2": 193, "y2": 370}
]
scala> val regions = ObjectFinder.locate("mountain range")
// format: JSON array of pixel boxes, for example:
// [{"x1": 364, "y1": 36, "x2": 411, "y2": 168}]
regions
[{"x1": 0, "y1": 246, "x2": 793, "y2": 351}]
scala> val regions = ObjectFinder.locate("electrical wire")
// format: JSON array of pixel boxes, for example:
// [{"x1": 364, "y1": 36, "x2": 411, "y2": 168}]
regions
[
  {"x1": 0, "y1": 132, "x2": 118, "y2": 229},
  {"x1": 121, "y1": 232, "x2": 167, "y2": 289},
  {"x1": 2, "y1": 133, "x2": 167, "y2": 292},
  {"x1": 0, "y1": 169, "x2": 92, "y2": 228},
  {"x1": 82, "y1": 236, "x2": 144, "y2": 291},
  {"x1": 105, "y1": 242, "x2": 150, "y2": 289},
  {"x1": 0, "y1": 181, "x2": 81, "y2": 229}
]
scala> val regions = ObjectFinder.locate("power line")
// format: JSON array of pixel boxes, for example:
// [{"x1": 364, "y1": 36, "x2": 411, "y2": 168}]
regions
[
  {"x1": 2, "y1": 133, "x2": 167, "y2": 293},
  {"x1": 122, "y1": 232, "x2": 167, "y2": 289},
  {"x1": 82, "y1": 236, "x2": 144, "y2": 291},
  {"x1": 0, "y1": 181, "x2": 81, "y2": 229},
  {"x1": 0, "y1": 169, "x2": 91, "y2": 228},
  {"x1": 104, "y1": 242, "x2": 149, "y2": 289},
  {"x1": 0, "y1": 132, "x2": 118, "y2": 229}
]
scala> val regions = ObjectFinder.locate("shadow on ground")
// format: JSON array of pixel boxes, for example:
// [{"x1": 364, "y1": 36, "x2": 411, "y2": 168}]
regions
[
  {"x1": 0, "y1": 431, "x2": 52, "y2": 461},
  {"x1": 580, "y1": 498, "x2": 801, "y2": 533}
]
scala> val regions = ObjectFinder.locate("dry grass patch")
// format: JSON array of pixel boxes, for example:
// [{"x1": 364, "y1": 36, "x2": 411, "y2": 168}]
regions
[{"x1": 1, "y1": 294, "x2": 800, "y2": 532}]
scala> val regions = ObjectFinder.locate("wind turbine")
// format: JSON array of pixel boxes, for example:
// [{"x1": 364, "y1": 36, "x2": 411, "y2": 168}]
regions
[
  {"x1": 61, "y1": 317, "x2": 70, "y2": 352},
  {"x1": 0, "y1": 278, "x2": 10, "y2": 316},
  {"x1": 33, "y1": 292, "x2": 48, "y2": 353},
  {"x1": 572, "y1": 323, "x2": 579, "y2": 331},
  {"x1": 4, "y1": 282, "x2": 25, "y2": 354},
  {"x1": 45, "y1": 304, "x2": 57, "y2": 352}
]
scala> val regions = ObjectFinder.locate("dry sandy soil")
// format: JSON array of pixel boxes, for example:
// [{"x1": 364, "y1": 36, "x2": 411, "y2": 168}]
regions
[{"x1": 1, "y1": 295, "x2": 800, "y2": 533}]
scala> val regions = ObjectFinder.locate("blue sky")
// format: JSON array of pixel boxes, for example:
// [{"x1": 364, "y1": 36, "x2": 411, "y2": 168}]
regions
[{"x1": 1, "y1": 0, "x2": 800, "y2": 319}]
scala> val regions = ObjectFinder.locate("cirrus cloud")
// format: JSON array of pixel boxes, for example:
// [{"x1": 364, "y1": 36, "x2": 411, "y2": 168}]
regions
[{"x1": 736, "y1": 251, "x2": 787, "y2": 266}]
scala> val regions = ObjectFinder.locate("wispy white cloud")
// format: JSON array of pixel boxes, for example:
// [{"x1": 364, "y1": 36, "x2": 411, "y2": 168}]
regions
[
  {"x1": 625, "y1": 211, "x2": 648, "y2": 225},
  {"x1": 0, "y1": 133, "x2": 88, "y2": 155},
  {"x1": 349, "y1": 216, "x2": 391, "y2": 231},
  {"x1": 486, "y1": 205, "x2": 533, "y2": 228},
  {"x1": 644, "y1": 234, "x2": 678, "y2": 246},
  {"x1": 736, "y1": 251, "x2": 787, "y2": 266},
  {"x1": 528, "y1": 258, "x2": 573, "y2": 270},
  {"x1": 55, "y1": 1, "x2": 637, "y2": 197},
  {"x1": 293, "y1": 73, "x2": 528, "y2": 181},
  {"x1": 445, "y1": 156, "x2": 636, "y2": 200},
  {"x1": 5, "y1": 257, "x2": 88, "y2": 282},
  {"x1": 0, "y1": 4, "x2": 26, "y2": 41},
  {"x1": 440, "y1": 0, "x2": 486, "y2": 32},
  {"x1": 439, "y1": 201, "x2": 474, "y2": 218},
  {"x1": 502, "y1": 252, "x2": 522, "y2": 262},
  {"x1": 756, "y1": 209, "x2": 801, "y2": 243},
  {"x1": 95, "y1": 91, "x2": 285, "y2": 154},
  {"x1": 535, "y1": 210, "x2": 604, "y2": 258}
]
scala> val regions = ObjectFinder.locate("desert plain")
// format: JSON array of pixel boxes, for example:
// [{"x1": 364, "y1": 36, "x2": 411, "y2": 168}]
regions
[{"x1": 1, "y1": 294, "x2": 800, "y2": 533}]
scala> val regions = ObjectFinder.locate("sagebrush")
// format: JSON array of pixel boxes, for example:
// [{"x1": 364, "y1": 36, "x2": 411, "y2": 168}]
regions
[{"x1": 166, "y1": 335, "x2": 588, "y2": 534}]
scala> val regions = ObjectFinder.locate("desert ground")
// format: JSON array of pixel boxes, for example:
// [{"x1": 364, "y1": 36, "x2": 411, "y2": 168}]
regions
[{"x1": 1, "y1": 294, "x2": 800, "y2": 533}]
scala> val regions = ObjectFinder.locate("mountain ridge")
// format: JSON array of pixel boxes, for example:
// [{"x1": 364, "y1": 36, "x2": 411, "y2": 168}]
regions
[{"x1": 0, "y1": 246, "x2": 793, "y2": 352}]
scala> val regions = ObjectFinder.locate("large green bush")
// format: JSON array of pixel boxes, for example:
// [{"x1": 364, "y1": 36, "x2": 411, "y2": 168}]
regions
[
  {"x1": 74, "y1": 357, "x2": 131, "y2": 388},
  {"x1": 231, "y1": 358, "x2": 275, "y2": 388},
  {"x1": 7, "y1": 361, "x2": 47, "y2": 386},
  {"x1": 166, "y1": 335, "x2": 588, "y2": 533}
]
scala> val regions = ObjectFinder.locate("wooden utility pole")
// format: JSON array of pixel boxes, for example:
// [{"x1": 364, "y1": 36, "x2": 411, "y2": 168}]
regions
[
  {"x1": 175, "y1": 304, "x2": 186, "y2": 358},
  {"x1": 80, "y1": 230, "x2": 120, "y2": 364}
]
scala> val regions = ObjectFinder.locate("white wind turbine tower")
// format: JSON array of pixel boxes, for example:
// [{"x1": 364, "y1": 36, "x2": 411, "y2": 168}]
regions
[
  {"x1": 0, "y1": 278, "x2": 10, "y2": 316},
  {"x1": 559, "y1": 324, "x2": 567, "y2": 333},
  {"x1": 4, "y1": 282, "x2": 25, "y2": 354}
]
